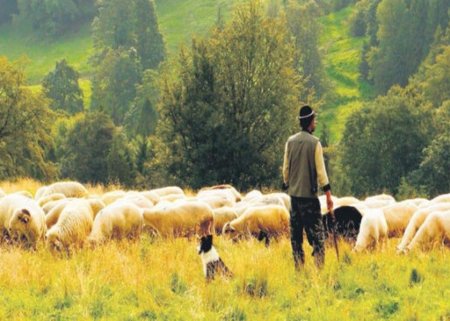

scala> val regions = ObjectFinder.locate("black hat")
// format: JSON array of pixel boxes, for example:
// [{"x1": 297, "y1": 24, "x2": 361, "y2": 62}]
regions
[
  {"x1": 298, "y1": 105, "x2": 315, "y2": 130},
  {"x1": 298, "y1": 105, "x2": 315, "y2": 120}
]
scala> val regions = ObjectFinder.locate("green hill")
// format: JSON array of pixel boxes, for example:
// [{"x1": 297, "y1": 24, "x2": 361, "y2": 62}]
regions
[
  {"x1": 0, "y1": 0, "x2": 245, "y2": 84},
  {"x1": 0, "y1": 1, "x2": 371, "y2": 142}
]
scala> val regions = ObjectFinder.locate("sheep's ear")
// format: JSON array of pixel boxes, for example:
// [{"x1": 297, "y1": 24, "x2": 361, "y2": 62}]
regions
[
  {"x1": 18, "y1": 209, "x2": 31, "y2": 224},
  {"x1": 223, "y1": 223, "x2": 235, "y2": 233}
]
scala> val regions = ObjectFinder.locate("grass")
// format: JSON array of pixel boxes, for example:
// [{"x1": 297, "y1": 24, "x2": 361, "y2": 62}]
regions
[
  {"x1": 0, "y1": 179, "x2": 449, "y2": 320},
  {"x1": 0, "y1": 0, "x2": 245, "y2": 85},
  {"x1": 319, "y1": 6, "x2": 375, "y2": 142},
  {"x1": 0, "y1": 234, "x2": 449, "y2": 320}
]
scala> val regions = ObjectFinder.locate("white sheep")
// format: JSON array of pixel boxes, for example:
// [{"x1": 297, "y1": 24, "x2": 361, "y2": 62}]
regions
[
  {"x1": 139, "y1": 190, "x2": 161, "y2": 205},
  {"x1": 363, "y1": 194, "x2": 396, "y2": 209},
  {"x1": 353, "y1": 208, "x2": 388, "y2": 252},
  {"x1": 45, "y1": 199, "x2": 105, "y2": 253},
  {"x1": 150, "y1": 186, "x2": 184, "y2": 197},
  {"x1": 37, "y1": 193, "x2": 66, "y2": 207},
  {"x1": 222, "y1": 205, "x2": 290, "y2": 244},
  {"x1": 335, "y1": 196, "x2": 361, "y2": 207},
  {"x1": 142, "y1": 201, "x2": 213, "y2": 238},
  {"x1": 397, "y1": 202, "x2": 450, "y2": 252},
  {"x1": 87, "y1": 201, "x2": 144, "y2": 245},
  {"x1": 212, "y1": 207, "x2": 238, "y2": 235},
  {"x1": 0, "y1": 194, "x2": 46, "y2": 248},
  {"x1": 101, "y1": 190, "x2": 127, "y2": 205},
  {"x1": 36, "y1": 181, "x2": 88, "y2": 199},
  {"x1": 406, "y1": 210, "x2": 450, "y2": 251},
  {"x1": 382, "y1": 201, "x2": 418, "y2": 237},
  {"x1": 430, "y1": 193, "x2": 450, "y2": 204}
]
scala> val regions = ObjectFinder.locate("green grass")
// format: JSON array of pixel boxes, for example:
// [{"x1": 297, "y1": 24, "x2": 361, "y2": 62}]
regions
[
  {"x1": 319, "y1": 6, "x2": 375, "y2": 142},
  {"x1": 0, "y1": 0, "x2": 245, "y2": 85}
]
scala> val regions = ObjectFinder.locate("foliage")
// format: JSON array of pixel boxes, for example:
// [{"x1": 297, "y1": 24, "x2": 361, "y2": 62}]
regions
[
  {"x1": 0, "y1": 56, "x2": 57, "y2": 180},
  {"x1": 156, "y1": 1, "x2": 300, "y2": 190},
  {"x1": 59, "y1": 111, "x2": 115, "y2": 184},
  {"x1": 349, "y1": 7, "x2": 366, "y2": 37},
  {"x1": 42, "y1": 59, "x2": 84, "y2": 114},
  {"x1": 106, "y1": 129, "x2": 137, "y2": 188},
  {"x1": 90, "y1": 48, "x2": 142, "y2": 125},
  {"x1": 337, "y1": 86, "x2": 432, "y2": 196},
  {"x1": 285, "y1": 0, "x2": 328, "y2": 99},
  {"x1": 369, "y1": 0, "x2": 449, "y2": 94},
  {"x1": 16, "y1": 0, "x2": 96, "y2": 37},
  {"x1": 0, "y1": 0, "x2": 18, "y2": 25},
  {"x1": 92, "y1": 0, "x2": 165, "y2": 69},
  {"x1": 124, "y1": 69, "x2": 159, "y2": 137}
]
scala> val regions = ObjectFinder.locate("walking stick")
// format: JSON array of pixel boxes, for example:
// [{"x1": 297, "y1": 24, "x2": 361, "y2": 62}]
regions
[{"x1": 331, "y1": 209, "x2": 340, "y2": 262}]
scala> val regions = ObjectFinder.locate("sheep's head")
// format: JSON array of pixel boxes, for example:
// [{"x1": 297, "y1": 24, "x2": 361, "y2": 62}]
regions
[{"x1": 46, "y1": 229, "x2": 64, "y2": 254}]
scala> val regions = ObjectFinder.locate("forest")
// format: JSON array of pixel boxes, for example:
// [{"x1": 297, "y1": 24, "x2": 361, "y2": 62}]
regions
[{"x1": 0, "y1": 0, "x2": 449, "y2": 198}]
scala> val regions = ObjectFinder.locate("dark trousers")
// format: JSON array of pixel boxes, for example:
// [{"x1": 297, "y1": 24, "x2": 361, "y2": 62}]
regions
[{"x1": 290, "y1": 196, "x2": 325, "y2": 268}]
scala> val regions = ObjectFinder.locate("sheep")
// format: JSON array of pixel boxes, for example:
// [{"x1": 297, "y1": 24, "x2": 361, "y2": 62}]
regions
[
  {"x1": 0, "y1": 194, "x2": 46, "y2": 249},
  {"x1": 11, "y1": 190, "x2": 33, "y2": 199},
  {"x1": 101, "y1": 190, "x2": 127, "y2": 205},
  {"x1": 234, "y1": 193, "x2": 286, "y2": 216},
  {"x1": 322, "y1": 206, "x2": 363, "y2": 241},
  {"x1": 0, "y1": 188, "x2": 6, "y2": 198},
  {"x1": 202, "y1": 184, "x2": 242, "y2": 201},
  {"x1": 142, "y1": 201, "x2": 213, "y2": 238},
  {"x1": 335, "y1": 196, "x2": 361, "y2": 207},
  {"x1": 120, "y1": 192, "x2": 154, "y2": 209},
  {"x1": 242, "y1": 190, "x2": 263, "y2": 202},
  {"x1": 404, "y1": 210, "x2": 450, "y2": 251},
  {"x1": 87, "y1": 201, "x2": 144, "y2": 245},
  {"x1": 150, "y1": 186, "x2": 184, "y2": 198},
  {"x1": 397, "y1": 202, "x2": 450, "y2": 253},
  {"x1": 430, "y1": 193, "x2": 450, "y2": 204},
  {"x1": 319, "y1": 194, "x2": 339, "y2": 214},
  {"x1": 382, "y1": 201, "x2": 418, "y2": 237},
  {"x1": 353, "y1": 208, "x2": 388, "y2": 252},
  {"x1": 139, "y1": 190, "x2": 161, "y2": 205},
  {"x1": 222, "y1": 205, "x2": 290, "y2": 245},
  {"x1": 37, "y1": 193, "x2": 66, "y2": 207},
  {"x1": 37, "y1": 181, "x2": 88, "y2": 199},
  {"x1": 363, "y1": 194, "x2": 396, "y2": 209},
  {"x1": 45, "y1": 199, "x2": 105, "y2": 254},
  {"x1": 212, "y1": 207, "x2": 238, "y2": 235}
]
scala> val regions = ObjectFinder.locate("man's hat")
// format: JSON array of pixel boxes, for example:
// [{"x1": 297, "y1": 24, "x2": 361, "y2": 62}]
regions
[{"x1": 298, "y1": 105, "x2": 315, "y2": 120}]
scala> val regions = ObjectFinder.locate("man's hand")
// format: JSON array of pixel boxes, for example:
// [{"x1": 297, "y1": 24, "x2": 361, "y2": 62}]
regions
[
  {"x1": 325, "y1": 191, "x2": 334, "y2": 214},
  {"x1": 281, "y1": 182, "x2": 289, "y2": 191}
]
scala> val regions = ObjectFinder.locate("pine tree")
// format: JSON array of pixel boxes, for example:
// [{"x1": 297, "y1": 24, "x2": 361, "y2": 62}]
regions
[
  {"x1": 42, "y1": 59, "x2": 84, "y2": 114},
  {"x1": 134, "y1": 0, "x2": 166, "y2": 70}
]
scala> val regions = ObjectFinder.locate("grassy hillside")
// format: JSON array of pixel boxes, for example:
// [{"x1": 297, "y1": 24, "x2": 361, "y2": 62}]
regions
[
  {"x1": 319, "y1": 6, "x2": 374, "y2": 142},
  {"x1": 0, "y1": 0, "x2": 244, "y2": 84},
  {"x1": 0, "y1": 2, "x2": 371, "y2": 141}
]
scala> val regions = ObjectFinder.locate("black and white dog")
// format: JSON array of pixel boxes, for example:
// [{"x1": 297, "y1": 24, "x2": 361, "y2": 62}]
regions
[{"x1": 198, "y1": 235, "x2": 232, "y2": 281}]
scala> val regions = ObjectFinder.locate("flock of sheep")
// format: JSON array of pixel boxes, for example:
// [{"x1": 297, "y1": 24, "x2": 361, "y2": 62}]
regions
[{"x1": 0, "y1": 181, "x2": 449, "y2": 256}]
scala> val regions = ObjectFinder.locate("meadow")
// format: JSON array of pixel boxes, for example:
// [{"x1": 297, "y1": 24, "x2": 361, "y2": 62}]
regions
[{"x1": 0, "y1": 180, "x2": 449, "y2": 321}]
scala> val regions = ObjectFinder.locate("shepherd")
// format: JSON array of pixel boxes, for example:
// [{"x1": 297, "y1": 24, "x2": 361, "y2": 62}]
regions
[{"x1": 282, "y1": 105, "x2": 334, "y2": 269}]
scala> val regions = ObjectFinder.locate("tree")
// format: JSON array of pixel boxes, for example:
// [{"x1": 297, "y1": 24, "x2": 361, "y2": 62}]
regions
[
  {"x1": 0, "y1": 0, "x2": 18, "y2": 25},
  {"x1": 60, "y1": 111, "x2": 115, "y2": 184},
  {"x1": 16, "y1": 0, "x2": 96, "y2": 37},
  {"x1": 124, "y1": 69, "x2": 159, "y2": 137},
  {"x1": 107, "y1": 129, "x2": 136, "y2": 187},
  {"x1": 338, "y1": 86, "x2": 432, "y2": 196},
  {"x1": 42, "y1": 59, "x2": 84, "y2": 114},
  {"x1": 157, "y1": 2, "x2": 300, "y2": 190},
  {"x1": 369, "y1": 0, "x2": 449, "y2": 94},
  {"x1": 90, "y1": 48, "x2": 142, "y2": 125},
  {"x1": 285, "y1": 0, "x2": 328, "y2": 99},
  {"x1": 349, "y1": 8, "x2": 367, "y2": 37},
  {"x1": 134, "y1": 0, "x2": 165, "y2": 70},
  {"x1": 0, "y1": 57, "x2": 57, "y2": 180}
]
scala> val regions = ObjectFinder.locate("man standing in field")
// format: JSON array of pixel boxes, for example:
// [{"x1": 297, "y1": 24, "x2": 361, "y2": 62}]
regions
[{"x1": 282, "y1": 105, "x2": 334, "y2": 269}]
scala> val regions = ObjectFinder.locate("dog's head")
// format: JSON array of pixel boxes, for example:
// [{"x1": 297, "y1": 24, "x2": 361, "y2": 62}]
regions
[{"x1": 198, "y1": 234, "x2": 213, "y2": 254}]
